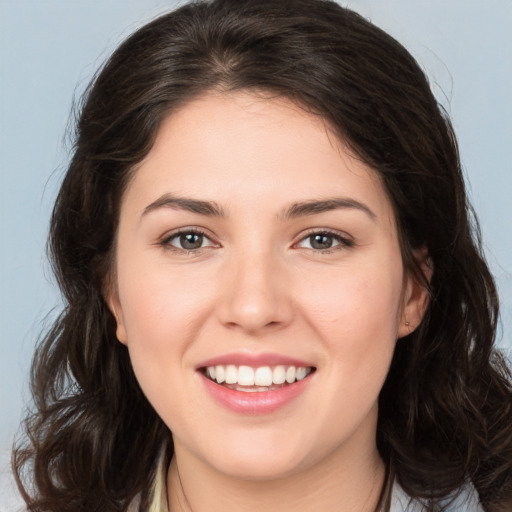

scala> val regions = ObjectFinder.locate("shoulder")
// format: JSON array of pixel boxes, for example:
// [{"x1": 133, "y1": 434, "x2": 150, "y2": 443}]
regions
[{"x1": 390, "y1": 480, "x2": 484, "y2": 512}]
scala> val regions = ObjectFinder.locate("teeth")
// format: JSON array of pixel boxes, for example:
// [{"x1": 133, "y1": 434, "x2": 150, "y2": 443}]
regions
[
  {"x1": 206, "y1": 364, "x2": 313, "y2": 387},
  {"x1": 296, "y1": 367, "x2": 307, "y2": 381},
  {"x1": 215, "y1": 365, "x2": 225, "y2": 384},
  {"x1": 272, "y1": 365, "x2": 286, "y2": 385},
  {"x1": 225, "y1": 365, "x2": 237, "y2": 384},
  {"x1": 238, "y1": 366, "x2": 255, "y2": 386},
  {"x1": 254, "y1": 367, "x2": 273, "y2": 386}
]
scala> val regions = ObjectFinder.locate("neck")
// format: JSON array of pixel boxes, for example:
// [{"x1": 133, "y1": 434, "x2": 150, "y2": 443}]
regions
[{"x1": 167, "y1": 432, "x2": 386, "y2": 512}]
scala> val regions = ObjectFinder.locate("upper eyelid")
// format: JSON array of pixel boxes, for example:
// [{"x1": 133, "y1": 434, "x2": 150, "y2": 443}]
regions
[
  {"x1": 158, "y1": 227, "x2": 219, "y2": 249},
  {"x1": 292, "y1": 229, "x2": 355, "y2": 253},
  {"x1": 294, "y1": 228, "x2": 354, "y2": 243},
  {"x1": 160, "y1": 226, "x2": 213, "y2": 240}
]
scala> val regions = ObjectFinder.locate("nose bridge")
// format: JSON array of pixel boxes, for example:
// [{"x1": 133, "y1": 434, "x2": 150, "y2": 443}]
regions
[{"x1": 217, "y1": 244, "x2": 292, "y2": 333}]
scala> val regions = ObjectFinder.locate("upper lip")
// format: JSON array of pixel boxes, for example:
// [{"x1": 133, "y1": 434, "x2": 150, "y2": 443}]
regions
[{"x1": 196, "y1": 352, "x2": 315, "y2": 369}]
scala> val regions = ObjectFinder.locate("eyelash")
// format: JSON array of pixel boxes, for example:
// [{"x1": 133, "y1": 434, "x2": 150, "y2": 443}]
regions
[
  {"x1": 159, "y1": 228, "x2": 216, "y2": 253},
  {"x1": 294, "y1": 229, "x2": 354, "y2": 253},
  {"x1": 158, "y1": 228, "x2": 354, "y2": 254}
]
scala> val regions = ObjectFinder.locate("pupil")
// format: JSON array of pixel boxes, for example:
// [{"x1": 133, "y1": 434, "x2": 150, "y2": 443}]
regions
[
  {"x1": 311, "y1": 234, "x2": 332, "y2": 249},
  {"x1": 180, "y1": 233, "x2": 203, "y2": 249}
]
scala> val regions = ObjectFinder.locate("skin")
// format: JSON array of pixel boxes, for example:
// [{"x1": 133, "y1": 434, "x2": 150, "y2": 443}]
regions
[{"x1": 108, "y1": 91, "x2": 429, "y2": 511}]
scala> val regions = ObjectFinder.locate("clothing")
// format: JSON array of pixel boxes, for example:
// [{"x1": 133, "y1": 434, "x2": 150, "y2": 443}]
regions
[{"x1": 134, "y1": 452, "x2": 484, "y2": 512}]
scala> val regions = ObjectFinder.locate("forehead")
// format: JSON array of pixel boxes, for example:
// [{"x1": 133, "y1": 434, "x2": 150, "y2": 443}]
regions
[{"x1": 123, "y1": 91, "x2": 394, "y2": 225}]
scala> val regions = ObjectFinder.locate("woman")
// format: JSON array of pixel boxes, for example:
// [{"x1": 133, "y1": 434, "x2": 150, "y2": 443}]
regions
[{"x1": 13, "y1": 0, "x2": 512, "y2": 510}]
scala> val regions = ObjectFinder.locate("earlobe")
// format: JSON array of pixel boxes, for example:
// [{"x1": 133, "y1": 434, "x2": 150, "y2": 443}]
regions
[{"x1": 397, "y1": 249, "x2": 432, "y2": 338}]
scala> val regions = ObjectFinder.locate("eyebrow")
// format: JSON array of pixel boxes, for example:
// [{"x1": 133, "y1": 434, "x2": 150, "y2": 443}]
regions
[
  {"x1": 282, "y1": 198, "x2": 376, "y2": 221},
  {"x1": 142, "y1": 194, "x2": 225, "y2": 217},
  {"x1": 142, "y1": 194, "x2": 376, "y2": 221}
]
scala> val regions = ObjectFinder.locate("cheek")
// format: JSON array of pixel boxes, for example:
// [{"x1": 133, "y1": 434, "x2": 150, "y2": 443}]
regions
[
  {"x1": 117, "y1": 256, "x2": 214, "y2": 340},
  {"x1": 298, "y1": 260, "x2": 403, "y2": 341},
  {"x1": 114, "y1": 266, "x2": 212, "y2": 427},
  {"x1": 296, "y1": 254, "x2": 403, "y2": 399},
  {"x1": 113, "y1": 260, "x2": 212, "y2": 394}
]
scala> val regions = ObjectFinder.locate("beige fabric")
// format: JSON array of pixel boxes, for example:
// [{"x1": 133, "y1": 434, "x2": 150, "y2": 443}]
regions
[
  {"x1": 128, "y1": 449, "x2": 168, "y2": 512},
  {"x1": 148, "y1": 448, "x2": 168, "y2": 512}
]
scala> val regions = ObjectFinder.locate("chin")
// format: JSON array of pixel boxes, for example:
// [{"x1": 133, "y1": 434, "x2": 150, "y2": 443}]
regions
[
  {"x1": 214, "y1": 454, "x2": 306, "y2": 482},
  {"x1": 197, "y1": 431, "x2": 314, "y2": 481}
]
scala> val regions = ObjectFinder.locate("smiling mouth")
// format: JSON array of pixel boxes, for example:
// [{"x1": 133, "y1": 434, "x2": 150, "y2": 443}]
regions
[{"x1": 201, "y1": 364, "x2": 316, "y2": 392}]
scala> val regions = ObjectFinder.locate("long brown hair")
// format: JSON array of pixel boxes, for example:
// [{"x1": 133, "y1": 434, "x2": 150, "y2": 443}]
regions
[{"x1": 13, "y1": 0, "x2": 512, "y2": 510}]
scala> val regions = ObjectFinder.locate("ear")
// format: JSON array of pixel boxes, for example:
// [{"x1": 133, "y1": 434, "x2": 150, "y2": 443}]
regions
[
  {"x1": 397, "y1": 247, "x2": 432, "y2": 338},
  {"x1": 104, "y1": 282, "x2": 128, "y2": 345}
]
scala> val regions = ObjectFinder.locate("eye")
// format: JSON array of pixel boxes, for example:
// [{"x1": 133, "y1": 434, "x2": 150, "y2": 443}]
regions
[
  {"x1": 160, "y1": 229, "x2": 217, "y2": 252},
  {"x1": 296, "y1": 231, "x2": 353, "y2": 251}
]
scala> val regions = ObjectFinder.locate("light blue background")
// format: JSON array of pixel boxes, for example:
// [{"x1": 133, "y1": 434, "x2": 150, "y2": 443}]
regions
[{"x1": 1, "y1": 1, "x2": 511, "y2": 508}]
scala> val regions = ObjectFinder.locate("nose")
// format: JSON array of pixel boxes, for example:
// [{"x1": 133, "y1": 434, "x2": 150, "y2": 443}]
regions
[{"x1": 216, "y1": 249, "x2": 294, "y2": 334}]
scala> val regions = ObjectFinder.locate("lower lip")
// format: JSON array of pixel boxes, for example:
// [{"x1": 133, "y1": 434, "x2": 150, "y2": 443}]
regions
[{"x1": 200, "y1": 373, "x2": 313, "y2": 415}]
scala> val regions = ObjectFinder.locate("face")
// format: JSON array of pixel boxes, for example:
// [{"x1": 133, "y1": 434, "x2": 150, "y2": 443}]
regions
[{"x1": 108, "y1": 91, "x2": 426, "y2": 481}]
